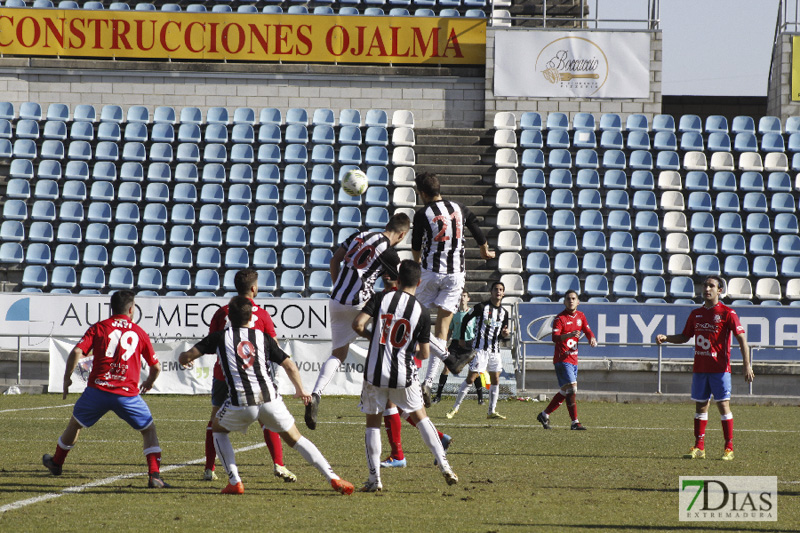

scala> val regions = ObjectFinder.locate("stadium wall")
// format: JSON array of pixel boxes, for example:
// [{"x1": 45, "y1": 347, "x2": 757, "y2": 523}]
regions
[{"x1": 767, "y1": 32, "x2": 796, "y2": 119}]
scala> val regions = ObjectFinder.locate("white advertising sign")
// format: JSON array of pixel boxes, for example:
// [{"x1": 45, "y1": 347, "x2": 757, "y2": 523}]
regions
[
  {"x1": 494, "y1": 30, "x2": 650, "y2": 98},
  {"x1": 0, "y1": 294, "x2": 330, "y2": 350}
]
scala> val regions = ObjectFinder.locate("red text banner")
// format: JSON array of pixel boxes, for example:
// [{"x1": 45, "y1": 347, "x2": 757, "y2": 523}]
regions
[{"x1": 0, "y1": 9, "x2": 486, "y2": 64}]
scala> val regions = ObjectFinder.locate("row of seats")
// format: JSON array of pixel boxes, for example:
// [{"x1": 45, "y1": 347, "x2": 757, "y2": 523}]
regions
[
  {"x1": 2, "y1": 0, "x2": 492, "y2": 8},
  {"x1": 494, "y1": 128, "x2": 794, "y2": 154},
  {"x1": 13, "y1": 264, "x2": 331, "y2": 296},
  {"x1": 499, "y1": 168, "x2": 800, "y2": 194},
  {"x1": 0, "y1": 121, "x2": 414, "y2": 148},
  {"x1": 495, "y1": 147, "x2": 791, "y2": 173},
  {"x1": 493, "y1": 111, "x2": 800, "y2": 136},
  {"x1": 0, "y1": 103, "x2": 414, "y2": 129}
]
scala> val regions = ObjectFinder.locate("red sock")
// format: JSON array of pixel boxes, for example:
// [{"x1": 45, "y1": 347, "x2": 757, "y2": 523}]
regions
[
  {"x1": 402, "y1": 413, "x2": 444, "y2": 440},
  {"x1": 566, "y1": 395, "x2": 578, "y2": 422},
  {"x1": 545, "y1": 392, "x2": 565, "y2": 415},
  {"x1": 146, "y1": 451, "x2": 161, "y2": 474},
  {"x1": 204, "y1": 422, "x2": 216, "y2": 470},
  {"x1": 384, "y1": 413, "x2": 404, "y2": 460},
  {"x1": 53, "y1": 442, "x2": 70, "y2": 465},
  {"x1": 264, "y1": 427, "x2": 284, "y2": 466},
  {"x1": 721, "y1": 416, "x2": 734, "y2": 450},
  {"x1": 694, "y1": 416, "x2": 708, "y2": 450}
]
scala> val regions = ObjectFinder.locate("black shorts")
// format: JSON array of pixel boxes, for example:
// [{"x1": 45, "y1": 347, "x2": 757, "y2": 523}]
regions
[{"x1": 211, "y1": 378, "x2": 229, "y2": 408}]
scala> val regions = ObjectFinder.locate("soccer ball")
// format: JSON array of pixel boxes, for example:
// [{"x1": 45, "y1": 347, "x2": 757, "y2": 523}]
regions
[{"x1": 342, "y1": 169, "x2": 369, "y2": 197}]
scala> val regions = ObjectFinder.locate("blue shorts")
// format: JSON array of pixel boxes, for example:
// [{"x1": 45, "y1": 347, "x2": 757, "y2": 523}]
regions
[
  {"x1": 554, "y1": 362, "x2": 578, "y2": 387},
  {"x1": 691, "y1": 372, "x2": 731, "y2": 402},
  {"x1": 72, "y1": 386, "x2": 154, "y2": 431}
]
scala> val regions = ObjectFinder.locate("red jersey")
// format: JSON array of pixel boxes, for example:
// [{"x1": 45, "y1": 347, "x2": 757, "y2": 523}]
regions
[
  {"x1": 74, "y1": 314, "x2": 158, "y2": 397},
  {"x1": 680, "y1": 302, "x2": 745, "y2": 373},
  {"x1": 551, "y1": 310, "x2": 595, "y2": 365},
  {"x1": 210, "y1": 300, "x2": 277, "y2": 381}
]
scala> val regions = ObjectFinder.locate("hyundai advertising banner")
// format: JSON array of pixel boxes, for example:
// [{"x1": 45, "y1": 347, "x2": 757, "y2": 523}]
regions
[{"x1": 518, "y1": 303, "x2": 800, "y2": 361}]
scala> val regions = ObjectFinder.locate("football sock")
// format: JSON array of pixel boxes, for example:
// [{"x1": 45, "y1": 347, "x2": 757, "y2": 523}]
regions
[
  {"x1": 312, "y1": 356, "x2": 342, "y2": 397},
  {"x1": 566, "y1": 394, "x2": 578, "y2": 422},
  {"x1": 143, "y1": 446, "x2": 162, "y2": 474},
  {"x1": 365, "y1": 427, "x2": 382, "y2": 483},
  {"x1": 475, "y1": 381, "x2": 484, "y2": 403},
  {"x1": 721, "y1": 413, "x2": 734, "y2": 450},
  {"x1": 424, "y1": 357, "x2": 442, "y2": 388},
  {"x1": 435, "y1": 372, "x2": 448, "y2": 398},
  {"x1": 424, "y1": 336, "x2": 448, "y2": 384},
  {"x1": 213, "y1": 432, "x2": 241, "y2": 484},
  {"x1": 544, "y1": 392, "x2": 566, "y2": 415},
  {"x1": 53, "y1": 436, "x2": 72, "y2": 465},
  {"x1": 383, "y1": 408, "x2": 404, "y2": 460},
  {"x1": 452, "y1": 380, "x2": 470, "y2": 411},
  {"x1": 488, "y1": 384, "x2": 499, "y2": 414},
  {"x1": 263, "y1": 426, "x2": 284, "y2": 466},
  {"x1": 694, "y1": 412, "x2": 708, "y2": 449},
  {"x1": 415, "y1": 416, "x2": 451, "y2": 472},
  {"x1": 293, "y1": 436, "x2": 338, "y2": 482},
  {"x1": 204, "y1": 421, "x2": 216, "y2": 470},
  {"x1": 401, "y1": 411, "x2": 445, "y2": 439}
]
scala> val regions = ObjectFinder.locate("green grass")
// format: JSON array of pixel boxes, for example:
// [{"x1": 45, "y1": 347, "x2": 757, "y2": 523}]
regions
[{"x1": 1, "y1": 394, "x2": 798, "y2": 532}]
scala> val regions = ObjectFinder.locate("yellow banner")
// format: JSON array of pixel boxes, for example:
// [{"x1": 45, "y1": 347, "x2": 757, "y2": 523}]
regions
[
  {"x1": 793, "y1": 36, "x2": 800, "y2": 101},
  {"x1": 0, "y1": 9, "x2": 485, "y2": 64}
]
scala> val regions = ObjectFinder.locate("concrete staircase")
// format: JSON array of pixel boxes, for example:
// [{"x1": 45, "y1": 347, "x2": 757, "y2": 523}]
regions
[{"x1": 411, "y1": 127, "x2": 502, "y2": 301}]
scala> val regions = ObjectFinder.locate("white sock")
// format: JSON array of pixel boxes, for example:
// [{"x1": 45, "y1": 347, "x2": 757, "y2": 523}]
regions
[
  {"x1": 489, "y1": 384, "x2": 499, "y2": 414},
  {"x1": 365, "y1": 427, "x2": 382, "y2": 483},
  {"x1": 452, "y1": 380, "x2": 470, "y2": 411},
  {"x1": 424, "y1": 357, "x2": 441, "y2": 386},
  {"x1": 293, "y1": 436, "x2": 338, "y2": 482},
  {"x1": 213, "y1": 432, "x2": 240, "y2": 485},
  {"x1": 416, "y1": 416, "x2": 451, "y2": 472},
  {"x1": 312, "y1": 356, "x2": 342, "y2": 397}
]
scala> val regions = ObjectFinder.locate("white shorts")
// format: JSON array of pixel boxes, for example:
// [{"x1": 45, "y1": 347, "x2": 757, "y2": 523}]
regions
[
  {"x1": 215, "y1": 398, "x2": 295, "y2": 434},
  {"x1": 359, "y1": 380, "x2": 424, "y2": 415},
  {"x1": 468, "y1": 348, "x2": 502, "y2": 374},
  {"x1": 330, "y1": 299, "x2": 364, "y2": 350},
  {"x1": 416, "y1": 270, "x2": 466, "y2": 314}
]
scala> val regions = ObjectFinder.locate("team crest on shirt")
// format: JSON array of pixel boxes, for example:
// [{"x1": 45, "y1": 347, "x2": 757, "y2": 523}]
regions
[
  {"x1": 714, "y1": 315, "x2": 721, "y2": 323},
  {"x1": 577, "y1": 319, "x2": 582, "y2": 327}
]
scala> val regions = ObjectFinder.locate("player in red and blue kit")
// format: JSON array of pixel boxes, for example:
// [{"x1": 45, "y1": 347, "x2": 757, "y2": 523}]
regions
[
  {"x1": 658, "y1": 276, "x2": 753, "y2": 461},
  {"x1": 536, "y1": 290, "x2": 597, "y2": 430},
  {"x1": 42, "y1": 291, "x2": 169, "y2": 488}
]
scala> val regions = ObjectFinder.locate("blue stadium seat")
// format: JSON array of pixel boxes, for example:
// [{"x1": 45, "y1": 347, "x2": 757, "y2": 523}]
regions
[
  {"x1": 108, "y1": 267, "x2": 135, "y2": 290},
  {"x1": 523, "y1": 210, "x2": 548, "y2": 230},
  {"x1": 232, "y1": 124, "x2": 254, "y2": 144},
  {"x1": 669, "y1": 277, "x2": 695, "y2": 299},
  {"x1": 753, "y1": 256, "x2": 779, "y2": 278},
  {"x1": 575, "y1": 149, "x2": 598, "y2": 169},
  {"x1": 632, "y1": 190, "x2": 657, "y2": 210},
  {"x1": 581, "y1": 231, "x2": 606, "y2": 252},
  {"x1": 166, "y1": 269, "x2": 192, "y2": 291},
  {"x1": 771, "y1": 193, "x2": 796, "y2": 213},
  {"x1": 739, "y1": 172, "x2": 765, "y2": 192},
  {"x1": 111, "y1": 245, "x2": 137, "y2": 267},
  {"x1": 224, "y1": 248, "x2": 250, "y2": 269},
  {"x1": 626, "y1": 114, "x2": 648, "y2": 132},
  {"x1": 605, "y1": 190, "x2": 630, "y2": 210},
  {"x1": 778, "y1": 235, "x2": 800, "y2": 255},
  {"x1": 520, "y1": 112, "x2": 543, "y2": 130},
  {"x1": 121, "y1": 142, "x2": 146, "y2": 162},
  {"x1": 547, "y1": 149, "x2": 571, "y2": 169},
  {"x1": 286, "y1": 108, "x2": 309, "y2": 126},
  {"x1": 282, "y1": 227, "x2": 307, "y2": 247},
  {"x1": 775, "y1": 213, "x2": 799, "y2": 234},
  {"x1": 550, "y1": 189, "x2": 573, "y2": 209},
  {"x1": 611, "y1": 275, "x2": 638, "y2": 299},
  {"x1": 630, "y1": 170, "x2": 655, "y2": 190},
  {"x1": 599, "y1": 130, "x2": 624, "y2": 150},
  {"x1": 576, "y1": 169, "x2": 600, "y2": 189},
  {"x1": 280, "y1": 270, "x2": 306, "y2": 293},
  {"x1": 652, "y1": 114, "x2": 676, "y2": 133},
  {"x1": 637, "y1": 253, "x2": 664, "y2": 275},
  {"x1": 552, "y1": 231, "x2": 577, "y2": 252},
  {"x1": 578, "y1": 210, "x2": 604, "y2": 230},
  {"x1": 636, "y1": 232, "x2": 662, "y2": 253},
  {"x1": 526, "y1": 252, "x2": 551, "y2": 274},
  {"x1": 551, "y1": 210, "x2": 575, "y2": 231},
  {"x1": 634, "y1": 211, "x2": 659, "y2": 232},
  {"x1": 115, "y1": 203, "x2": 140, "y2": 224},
  {"x1": 54, "y1": 243, "x2": 83, "y2": 266},
  {"x1": 178, "y1": 123, "x2": 202, "y2": 143},
  {"x1": 705, "y1": 115, "x2": 728, "y2": 133},
  {"x1": 555, "y1": 274, "x2": 580, "y2": 296},
  {"x1": 49, "y1": 266, "x2": 76, "y2": 290},
  {"x1": 602, "y1": 150, "x2": 626, "y2": 169},
  {"x1": 124, "y1": 123, "x2": 148, "y2": 142},
  {"x1": 141, "y1": 224, "x2": 166, "y2": 246},
  {"x1": 526, "y1": 275, "x2": 552, "y2": 297},
  {"x1": 749, "y1": 234, "x2": 775, "y2": 255},
  {"x1": 687, "y1": 191, "x2": 713, "y2": 212},
  {"x1": 742, "y1": 192, "x2": 767, "y2": 213},
  {"x1": 641, "y1": 276, "x2": 667, "y2": 299},
  {"x1": 135, "y1": 268, "x2": 163, "y2": 292},
  {"x1": 608, "y1": 231, "x2": 634, "y2": 253},
  {"x1": 195, "y1": 270, "x2": 221, "y2": 292},
  {"x1": 26, "y1": 222, "x2": 52, "y2": 244},
  {"x1": 767, "y1": 171, "x2": 792, "y2": 192},
  {"x1": 546, "y1": 112, "x2": 569, "y2": 131},
  {"x1": 721, "y1": 234, "x2": 747, "y2": 255},
  {"x1": 761, "y1": 132, "x2": 786, "y2": 153},
  {"x1": 519, "y1": 130, "x2": 543, "y2": 149},
  {"x1": 309, "y1": 227, "x2": 333, "y2": 248},
  {"x1": 629, "y1": 150, "x2": 653, "y2": 170},
  {"x1": 692, "y1": 233, "x2": 718, "y2": 254},
  {"x1": 546, "y1": 129, "x2": 570, "y2": 149},
  {"x1": 97, "y1": 122, "x2": 121, "y2": 142},
  {"x1": 521, "y1": 169, "x2": 545, "y2": 188},
  {"x1": 690, "y1": 212, "x2": 716, "y2": 233},
  {"x1": 626, "y1": 130, "x2": 650, "y2": 150},
  {"x1": 339, "y1": 109, "x2": 361, "y2": 127},
  {"x1": 167, "y1": 247, "x2": 193, "y2": 269},
  {"x1": 781, "y1": 256, "x2": 800, "y2": 276},
  {"x1": 695, "y1": 255, "x2": 721, "y2": 276},
  {"x1": 525, "y1": 230, "x2": 550, "y2": 251},
  {"x1": 607, "y1": 210, "x2": 632, "y2": 231}
]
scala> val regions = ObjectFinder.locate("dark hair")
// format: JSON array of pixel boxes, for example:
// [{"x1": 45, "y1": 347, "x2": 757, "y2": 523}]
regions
[
  {"x1": 490, "y1": 281, "x2": 505, "y2": 292},
  {"x1": 415, "y1": 172, "x2": 440, "y2": 197},
  {"x1": 110, "y1": 290, "x2": 136, "y2": 315},
  {"x1": 385, "y1": 212, "x2": 411, "y2": 233},
  {"x1": 564, "y1": 289, "x2": 579, "y2": 299},
  {"x1": 397, "y1": 259, "x2": 421, "y2": 288},
  {"x1": 228, "y1": 296, "x2": 253, "y2": 328},
  {"x1": 704, "y1": 276, "x2": 727, "y2": 293},
  {"x1": 234, "y1": 269, "x2": 258, "y2": 295}
]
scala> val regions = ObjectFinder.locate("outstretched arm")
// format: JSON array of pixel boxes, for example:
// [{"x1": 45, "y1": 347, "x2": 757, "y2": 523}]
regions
[
  {"x1": 281, "y1": 358, "x2": 311, "y2": 404},
  {"x1": 656, "y1": 334, "x2": 692, "y2": 345},
  {"x1": 62, "y1": 347, "x2": 85, "y2": 400}
]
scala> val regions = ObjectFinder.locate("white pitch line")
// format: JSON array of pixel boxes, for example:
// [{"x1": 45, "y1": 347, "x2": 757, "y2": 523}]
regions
[
  {"x1": 0, "y1": 404, "x2": 73, "y2": 414},
  {"x1": 0, "y1": 442, "x2": 265, "y2": 514}
]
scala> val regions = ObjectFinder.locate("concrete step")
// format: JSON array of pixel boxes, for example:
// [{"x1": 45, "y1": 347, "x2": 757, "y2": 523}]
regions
[{"x1": 414, "y1": 144, "x2": 495, "y2": 156}]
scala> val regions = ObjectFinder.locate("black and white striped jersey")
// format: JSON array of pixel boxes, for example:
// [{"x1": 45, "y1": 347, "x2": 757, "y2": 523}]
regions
[
  {"x1": 411, "y1": 200, "x2": 487, "y2": 274},
  {"x1": 331, "y1": 230, "x2": 400, "y2": 306},
  {"x1": 461, "y1": 301, "x2": 509, "y2": 353},
  {"x1": 194, "y1": 327, "x2": 289, "y2": 407},
  {"x1": 362, "y1": 290, "x2": 431, "y2": 388}
]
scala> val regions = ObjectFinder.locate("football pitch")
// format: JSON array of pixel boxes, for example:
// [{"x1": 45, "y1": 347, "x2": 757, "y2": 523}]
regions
[{"x1": 1, "y1": 394, "x2": 798, "y2": 532}]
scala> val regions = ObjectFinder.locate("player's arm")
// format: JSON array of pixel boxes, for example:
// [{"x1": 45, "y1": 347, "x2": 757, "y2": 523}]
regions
[
  {"x1": 583, "y1": 322, "x2": 598, "y2": 347},
  {"x1": 329, "y1": 245, "x2": 347, "y2": 284},
  {"x1": 178, "y1": 346, "x2": 204, "y2": 367},
  {"x1": 410, "y1": 210, "x2": 425, "y2": 262},
  {"x1": 416, "y1": 341, "x2": 430, "y2": 361},
  {"x1": 352, "y1": 311, "x2": 372, "y2": 339},
  {"x1": 279, "y1": 357, "x2": 311, "y2": 404},
  {"x1": 735, "y1": 332, "x2": 754, "y2": 383},
  {"x1": 62, "y1": 346, "x2": 85, "y2": 400},
  {"x1": 655, "y1": 333, "x2": 691, "y2": 344},
  {"x1": 140, "y1": 362, "x2": 160, "y2": 394},
  {"x1": 463, "y1": 207, "x2": 495, "y2": 260}
]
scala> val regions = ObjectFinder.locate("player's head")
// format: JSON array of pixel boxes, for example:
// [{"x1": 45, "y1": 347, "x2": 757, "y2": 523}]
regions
[
  {"x1": 563, "y1": 290, "x2": 579, "y2": 312},
  {"x1": 234, "y1": 269, "x2": 259, "y2": 297},
  {"x1": 702, "y1": 276, "x2": 726, "y2": 305},
  {"x1": 110, "y1": 290, "x2": 136, "y2": 317},
  {"x1": 415, "y1": 172, "x2": 440, "y2": 200},
  {"x1": 228, "y1": 295, "x2": 253, "y2": 328},
  {"x1": 397, "y1": 259, "x2": 421, "y2": 289},
  {"x1": 490, "y1": 281, "x2": 505, "y2": 303},
  {"x1": 384, "y1": 212, "x2": 411, "y2": 245}
]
